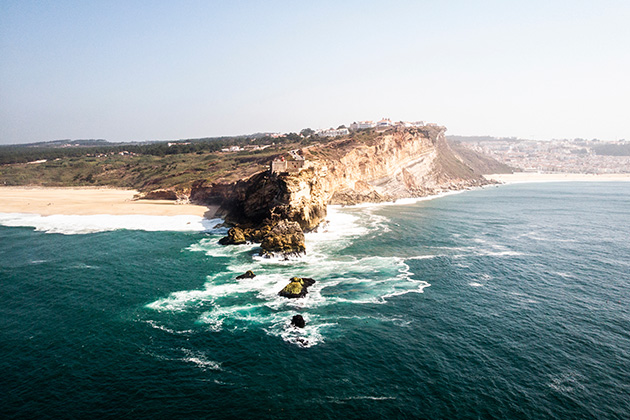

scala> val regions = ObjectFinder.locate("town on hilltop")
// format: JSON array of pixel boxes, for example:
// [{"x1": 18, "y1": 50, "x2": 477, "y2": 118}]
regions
[{"x1": 315, "y1": 117, "x2": 428, "y2": 138}]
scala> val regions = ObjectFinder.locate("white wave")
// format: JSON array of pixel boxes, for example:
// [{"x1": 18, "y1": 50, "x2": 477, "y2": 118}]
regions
[
  {"x1": 266, "y1": 315, "x2": 336, "y2": 348},
  {"x1": 179, "y1": 348, "x2": 221, "y2": 370},
  {"x1": 305, "y1": 207, "x2": 371, "y2": 249},
  {"x1": 146, "y1": 205, "x2": 434, "y2": 347},
  {"x1": 475, "y1": 250, "x2": 524, "y2": 257},
  {"x1": 469, "y1": 282, "x2": 484, "y2": 287},
  {"x1": 144, "y1": 320, "x2": 194, "y2": 335},
  {"x1": 407, "y1": 255, "x2": 442, "y2": 260},
  {"x1": 146, "y1": 286, "x2": 217, "y2": 312},
  {"x1": 198, "y1": 303, "x2": 268, "y2": 331},
  {"x1": 331, "y1": 396, "x2": 397, "y2": 401},
  {"x1": 0, "y1": 212, "x2": 222, "y2": 234}
]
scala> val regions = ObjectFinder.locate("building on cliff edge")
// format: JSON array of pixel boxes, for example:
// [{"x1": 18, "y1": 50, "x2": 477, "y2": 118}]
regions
[{"x1": 270, "y1": 156, "x2": 308, "y2": 174}]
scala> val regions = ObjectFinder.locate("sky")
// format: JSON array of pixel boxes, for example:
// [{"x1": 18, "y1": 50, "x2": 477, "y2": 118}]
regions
[{"x1": 1, "y1": 0, "x2": 629, "y2": 144}]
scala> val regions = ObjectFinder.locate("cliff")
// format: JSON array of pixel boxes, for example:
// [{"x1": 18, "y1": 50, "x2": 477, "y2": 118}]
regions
[
  {"x1": 190, "y1": 126, "x2": 495, "y2": 253},
  {"x1": 192, "y1": 166, "x2": 328, "y2": 232},
  {"x1": 304, "y1": 125, "x2": 489, "y2": 205}
]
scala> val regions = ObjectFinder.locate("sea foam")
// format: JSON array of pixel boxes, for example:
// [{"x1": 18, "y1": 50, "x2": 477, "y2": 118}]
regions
[
  {"x1": 0, "y1": 212, "x2": 222, "y2": 234},
  {"x1": 146, "y1": 203, "x2": 431, "y2": 347}
]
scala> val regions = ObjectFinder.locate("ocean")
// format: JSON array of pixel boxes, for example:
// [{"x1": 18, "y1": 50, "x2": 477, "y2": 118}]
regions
[{"x1": 1, "y1": 182, "x2": 629, "y2": 419}]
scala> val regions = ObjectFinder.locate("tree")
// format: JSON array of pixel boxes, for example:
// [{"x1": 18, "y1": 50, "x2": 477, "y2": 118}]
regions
[{"x1": 300, "y1": 128, "x2": 315, "y2": 137}]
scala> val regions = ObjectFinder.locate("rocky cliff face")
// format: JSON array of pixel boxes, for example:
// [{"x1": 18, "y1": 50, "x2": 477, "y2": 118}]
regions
[
  {"x1": 306, "y1": 125, "x2": 489, "y2": 205},
  {"x1": 190, "y1": 126, "x2": 492, "y2": 253},
  {"x1": 193, "y1": 167, "x2": 328, "y2": 232}
]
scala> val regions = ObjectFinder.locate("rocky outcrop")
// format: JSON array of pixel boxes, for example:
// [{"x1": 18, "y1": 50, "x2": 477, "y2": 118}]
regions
[
  {"x1": 260, "y1": 220, "x2": 305, "y2": 258},
  {"x1": 291, "y1": 315, "x2": 306, "y2": 328},
  {"x1": 193, "y1": 126, "x2": 495, "y2": 251},
  {"x1": 218, "y1": 227, "x2": 246, "y2": 245},
  {"x1": 226, "y1": 169, "x2": 327, "y2": 232},
  {"x1": 278, "y1": 277, "x2": 316, "y2": 298},
  {"x1": 236, "y1": 270, "x2": 256, "y2": 279}
]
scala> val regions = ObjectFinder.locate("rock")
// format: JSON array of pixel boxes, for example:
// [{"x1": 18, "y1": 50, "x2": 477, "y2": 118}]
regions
[
  {"x1": 236, "y1": 270, "x2": 256, "y2": 279},
  {"x1": 242, "y1": 224, "x2": 272, "y2": 243},
  {"x1": 218, "y1": 227, "x2": 247, "y2": 245},
  {"x1": 134, "y1": 189, "x2": 178, "y2": 201},
  {"x1": 260, "y1": 220, "x2": 305, "y2": 258},
  {"x1": 291, "y1": 315, "x2": 306, "y2": 328},
  {"x1": 278, "y1": 276, "x2": 315, "y2": 298},
  {"x1": 192, "y1": 169, "x2": 329, "y2": 233}
]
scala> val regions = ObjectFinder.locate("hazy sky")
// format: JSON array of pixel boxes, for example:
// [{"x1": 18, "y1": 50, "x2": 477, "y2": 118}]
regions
[{"x1": 1, "y1": 0, "x2": 629, "y2": 144}]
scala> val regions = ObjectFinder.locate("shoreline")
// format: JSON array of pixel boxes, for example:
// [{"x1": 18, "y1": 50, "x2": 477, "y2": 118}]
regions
[
  {"x1": 0, "y1": 186, "x2": 216, "y2": 218},
  {"x1": 485, "y1": 172, "x2": 630, "y2": 184}
]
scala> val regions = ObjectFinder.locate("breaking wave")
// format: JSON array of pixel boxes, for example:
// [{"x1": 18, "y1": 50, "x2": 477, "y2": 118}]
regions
[
  {"x1": 0, "y1": 212, "x2": 222, "y2": 234},
  {"x1": 146, "y1": 205, "x2": 429, "y2": 347}
]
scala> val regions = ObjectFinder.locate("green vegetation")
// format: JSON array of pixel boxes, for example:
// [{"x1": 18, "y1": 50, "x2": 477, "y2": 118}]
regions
[
  {"x1": 1, "y1": 127, "x2": 511, "y2": 191},
  {"x1": 0, "y1": 133, "x2": 337, "y2": 191}
]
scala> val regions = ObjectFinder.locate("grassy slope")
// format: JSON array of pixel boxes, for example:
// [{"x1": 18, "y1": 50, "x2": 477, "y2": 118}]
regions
[
  {"x1": 1, "y1": 130, "x2": 508, "y2": 191},
  {"x1": 0, "y1": 146, "x2": 295, "y2": 191}
]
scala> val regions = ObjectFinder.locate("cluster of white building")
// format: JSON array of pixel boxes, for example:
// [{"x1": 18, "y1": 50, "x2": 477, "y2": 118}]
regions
[{"x1": 316, "y1": 118, "x2": 426, "y2": 137}]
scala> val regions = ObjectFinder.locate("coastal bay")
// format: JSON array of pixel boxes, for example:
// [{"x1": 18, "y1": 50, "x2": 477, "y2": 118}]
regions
[{"x1": 1, "y1": 182, "x2": 629, "y2": 419}]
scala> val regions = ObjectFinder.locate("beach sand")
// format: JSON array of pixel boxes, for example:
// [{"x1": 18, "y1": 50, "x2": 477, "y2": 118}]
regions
[
  {"x1": 486, "y1": 172, "x2": 630, "y2": 184},
  {"x1": 0, "y1": 187, "x2": 216, "y2": 217}
]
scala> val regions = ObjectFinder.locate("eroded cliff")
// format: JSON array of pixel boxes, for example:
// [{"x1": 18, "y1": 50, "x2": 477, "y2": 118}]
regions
[
  {"x1": 305, "y1": 125, "x2": 488, "y2": 205},
  {"x1": 190, "y1": 125, "x2": 493, "y2": 255}
]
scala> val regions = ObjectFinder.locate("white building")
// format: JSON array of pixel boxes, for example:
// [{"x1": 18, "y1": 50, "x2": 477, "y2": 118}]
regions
[
  {"x1": 376, "y1": 118, "x2": 393, "y2": 128},
  {"x1": 349, "y1": 120, "x2": 376, "y2": 130},
  {"x1": 317, "y1": 127, "x2": 350, "y2": 137}
]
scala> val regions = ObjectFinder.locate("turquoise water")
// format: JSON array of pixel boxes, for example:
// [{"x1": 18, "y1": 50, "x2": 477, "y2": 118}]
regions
[{"x1": 1, "y1": 183, "x2": 629, "y2": 419}]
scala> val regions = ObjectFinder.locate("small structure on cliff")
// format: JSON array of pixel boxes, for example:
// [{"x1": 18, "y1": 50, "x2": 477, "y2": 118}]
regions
[{"x1": 270, "y1": 155, "x2": 308, "y2": 174}]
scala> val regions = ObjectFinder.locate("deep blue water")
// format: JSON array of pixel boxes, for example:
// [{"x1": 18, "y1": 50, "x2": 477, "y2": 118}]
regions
[{"x1": 1, "y1": 182, "x2": 629, "y2": 419}]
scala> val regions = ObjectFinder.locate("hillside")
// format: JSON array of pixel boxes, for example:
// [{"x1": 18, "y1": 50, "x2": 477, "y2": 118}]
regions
[
  {"x1": 0, "y1": 134, "x2": 319, "y2": 191},
  {"x1": 447, "y1": 140, "x2": 515, "y2": 174}
]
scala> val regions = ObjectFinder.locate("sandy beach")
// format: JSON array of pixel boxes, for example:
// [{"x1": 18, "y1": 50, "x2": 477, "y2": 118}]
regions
[
  {"x1": 0, "y1": 187, "x2": 216, "y2": 217},
  {"x1": 486, "y1": 172, "x2": 630, "y2": 184}
]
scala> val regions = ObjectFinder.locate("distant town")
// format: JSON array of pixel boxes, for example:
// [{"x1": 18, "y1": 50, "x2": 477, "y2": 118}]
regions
[
  {"x1": 451, "y1": 136, "x2": 630, "y2": 174},
  {"x1": 314, "y1": 118, "x2": 429, "y2": 138}
]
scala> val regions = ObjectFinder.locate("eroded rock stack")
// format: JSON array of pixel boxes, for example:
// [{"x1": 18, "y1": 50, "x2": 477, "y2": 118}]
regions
[
  {"x1": 260, "y1": 220, "x2": 305, "y2": 258},
  {"x1": 278, "y1": 277, "x2": 315, "y2": 299}
]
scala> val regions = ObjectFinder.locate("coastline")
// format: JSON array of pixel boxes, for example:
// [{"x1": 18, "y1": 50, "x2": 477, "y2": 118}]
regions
[
  {"x1": 0, "y1": 186, "x2": 216, "y2": 217},
  {"x1": 485, "y1": 172, "x2": 630, "y2": 184}
]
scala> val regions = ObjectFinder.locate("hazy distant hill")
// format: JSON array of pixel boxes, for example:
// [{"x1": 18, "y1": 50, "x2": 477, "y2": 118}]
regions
[
  {"x1": 447, "y1": 135, "x2": 525, "y2": 143},
  {"x1": 19, "y1": 139, "x2": 112, "y2": 148},
  {"x1": 592, "y1": 143, "x2": 630, "y2": 156},
  {"x1": 447, "y1": 140, "x2": 515, "y2": 174}
]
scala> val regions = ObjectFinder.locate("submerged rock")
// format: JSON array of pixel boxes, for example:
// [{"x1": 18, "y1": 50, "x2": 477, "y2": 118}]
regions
[
  {"x1": 260, "y1": 220, "x2": 306, "y2": 258},
  {"x1": 291, "y1": 315, "x2": 306, "y2": 328},
  {"x1": 218, "y1": 227, "x2": 246, "y2": 245},
  {"x1": 279, "y1": 277, "x2": 315, "y2": 299},
  {"x1": 236, "y1": 270, "x2": 256, "y2": 279}
]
